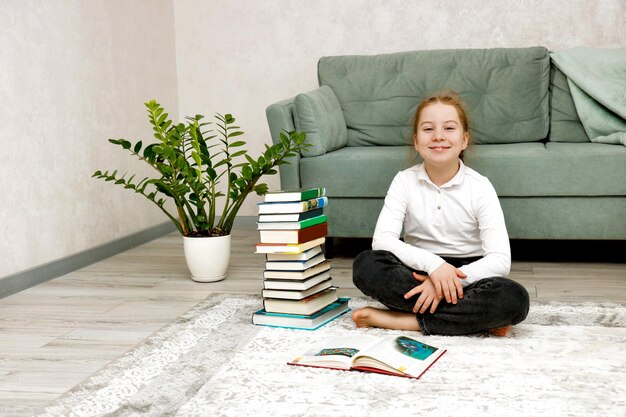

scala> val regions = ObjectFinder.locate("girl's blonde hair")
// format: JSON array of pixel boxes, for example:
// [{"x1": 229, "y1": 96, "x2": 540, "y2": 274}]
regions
[{"x1": 412, "y1": 90, "x2": 472, "y2": 161}]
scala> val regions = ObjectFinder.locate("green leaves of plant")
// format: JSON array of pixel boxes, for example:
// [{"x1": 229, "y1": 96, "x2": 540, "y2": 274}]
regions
[
  {"x1": 94, "y1": 100, "x2": 310, "y2": 237},
  {"x1": 109, "y1": 139, "x2": 131, "y2": 149}
]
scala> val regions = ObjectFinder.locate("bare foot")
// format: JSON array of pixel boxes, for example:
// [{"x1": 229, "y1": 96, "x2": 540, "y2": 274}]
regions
[
  {"x1": 352, "y1": 307, "x2": 421, "y2": 331},
  {"x1": 487, "y1": 325, "x2": 512, "y2": 337}
]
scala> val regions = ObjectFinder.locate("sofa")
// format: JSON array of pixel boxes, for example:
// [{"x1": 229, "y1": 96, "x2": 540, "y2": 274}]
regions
[{"x1": 266, "y1": 47, "x2": 626, "y2": 243}]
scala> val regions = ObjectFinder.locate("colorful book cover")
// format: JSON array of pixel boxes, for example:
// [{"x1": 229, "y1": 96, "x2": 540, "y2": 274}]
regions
[
  {"x1": 257, "y1": 196, "x2": 328, "y2": 214},
  {"x1": 257, "y1": 215, "x2": 327, "y2": 230},
  {"x1": 259, "y1": 222, "x2": 328, "y2": 244},
  {"x1": 264, "y1": 187, "x2": 326, "y2": 203},
  {"x1": 258, "y1": 208, "x2": 324, "y2": 223},
  {"x1": 288, "y1": 332, "x2": 446, "y2": 378}
]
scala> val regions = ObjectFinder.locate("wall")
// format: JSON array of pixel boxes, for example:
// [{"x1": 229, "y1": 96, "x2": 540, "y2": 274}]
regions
[
  {"x1": 2, "y1": 0, "x2": 623, "y2": 279},
  {"x1": 174, "y1": 0, "x2": 624, "y2": 215},
  {"x1": 0, "y1": 0, "x2": 178, "y2": 277}
]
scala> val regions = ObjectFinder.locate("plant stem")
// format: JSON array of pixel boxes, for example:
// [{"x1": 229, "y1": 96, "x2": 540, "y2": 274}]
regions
[
  {"x1": 218, "y1": 121, "x2": 232, "y2": 229},
  {"x1": 176, "y1": 205, "x2": 189, "y2": 235}
]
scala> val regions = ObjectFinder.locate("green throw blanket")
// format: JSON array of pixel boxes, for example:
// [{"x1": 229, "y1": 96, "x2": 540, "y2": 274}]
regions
[{"x1": 551, "y1": 47, "x2": 626, "y2": 146}]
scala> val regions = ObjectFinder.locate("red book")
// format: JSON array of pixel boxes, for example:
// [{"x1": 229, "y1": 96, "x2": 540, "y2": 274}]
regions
[{"x1": 258, "y1": 222, "x2": 328, "y2": 244}]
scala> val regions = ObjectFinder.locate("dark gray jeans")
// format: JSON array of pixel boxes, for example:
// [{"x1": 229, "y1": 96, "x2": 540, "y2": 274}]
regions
[{"x1": 352, "y1": 250, "x2": 530, "y2": 336}]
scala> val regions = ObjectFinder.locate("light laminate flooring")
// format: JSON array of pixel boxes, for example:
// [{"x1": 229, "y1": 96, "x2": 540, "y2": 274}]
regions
[{"x1": 0, "y1": 228, "x2": 624, "y2": 416}]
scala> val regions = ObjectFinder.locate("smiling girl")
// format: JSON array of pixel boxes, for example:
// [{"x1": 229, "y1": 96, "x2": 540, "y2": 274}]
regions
[{"x1": 351, "y1": 91, "x2": 529, "y2": 336}]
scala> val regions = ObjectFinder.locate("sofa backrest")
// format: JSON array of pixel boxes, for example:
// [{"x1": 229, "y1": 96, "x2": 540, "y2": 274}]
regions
[
  {"x1": 548, "y1": 65, "x2": 590, "y2": 143},
  {"x1": 318, "y1": 47, "x2": 551, "y2": 146}
]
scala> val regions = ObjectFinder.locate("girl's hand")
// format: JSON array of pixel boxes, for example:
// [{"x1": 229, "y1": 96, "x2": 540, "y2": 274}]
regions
[
  {"x1": 430, "y1": 263, "x2": 466, "y2": 304},
  {"x1": 403, "y1": 272, "x2": 442, "y2": 314}
]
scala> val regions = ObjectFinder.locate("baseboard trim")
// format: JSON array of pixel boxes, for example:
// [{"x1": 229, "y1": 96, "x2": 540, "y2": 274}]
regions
[
  {"x1": 0, "y1": 216, "x2": 259, "y2": 300},
  {"x1": 0, "y1": 221, "x2": 177, "y2": 300}
]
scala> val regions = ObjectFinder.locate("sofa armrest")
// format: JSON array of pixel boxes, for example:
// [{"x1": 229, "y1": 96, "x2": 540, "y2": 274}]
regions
[{"x1": 266, "y1": 98, "x2": 301, "y2": 190}]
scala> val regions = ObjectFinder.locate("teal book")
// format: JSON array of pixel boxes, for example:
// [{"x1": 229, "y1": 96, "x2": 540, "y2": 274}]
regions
[
  {"x1": 251, "y1": 298, "x2": 350, "y2": 330},
  {"x1": 264, "y1": 187, "x2": 326, "y2": 203},
  {"x1": 258, "y1": 208, "x2": 324, "y2": 223}
]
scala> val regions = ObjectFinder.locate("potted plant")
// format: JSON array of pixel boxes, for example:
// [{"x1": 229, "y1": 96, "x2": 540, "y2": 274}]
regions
[{"x1": 93, "y1": 100, "x2": 309, "y2": 282}]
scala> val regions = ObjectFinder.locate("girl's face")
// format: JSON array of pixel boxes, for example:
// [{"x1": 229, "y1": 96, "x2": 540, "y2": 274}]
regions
[{"x1": 414, "y1": 103, "x2": 469, "y2": 168}]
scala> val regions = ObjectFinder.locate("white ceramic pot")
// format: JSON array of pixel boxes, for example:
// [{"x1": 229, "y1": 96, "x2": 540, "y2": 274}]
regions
[{"x1": 183, "y1": 234, "x2": 231, "y2": 282}]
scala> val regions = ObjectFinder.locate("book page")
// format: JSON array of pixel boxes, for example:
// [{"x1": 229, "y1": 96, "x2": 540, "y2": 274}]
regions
[
  {"x1": 290, "y1": 335, "x2": 380, "y2": 370},
  {"x1": 353, "y1": 335, "x2": 442, "y2": 377}
]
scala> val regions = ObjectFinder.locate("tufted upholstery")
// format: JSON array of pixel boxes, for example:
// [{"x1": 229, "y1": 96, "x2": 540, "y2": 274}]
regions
[
  {"x1": 293, "y1": 85, "x2": 348, "y2": 157},
  {"x1": 266, "y1": 47, "x2": 626, "y2": 240},
  {"x1": 318, "y1": 47, "x2": 551, "y2": 146}
]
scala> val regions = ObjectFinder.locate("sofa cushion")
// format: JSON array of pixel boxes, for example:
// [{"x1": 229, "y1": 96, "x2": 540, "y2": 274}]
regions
[
  {"x1": 318, "y1": 47, "x2": 551, "y2": 146},
  {"x1": 300, "y1": 143, "x2": 626, "y2": 198},
  {"x1": 300, "y1": 147, "x2": 421, "y2": 197},
  {"x1": 464, "y1": 142, "x2": 625, "y2": 196},
  {"x1": 293, "y1": 85, "x2": 348, "y2": 157},
  {"x1": 500, "y1": 197, "x2": 626, "y2": 240},
  {"x1": 549, "y1": 65, "x2": 590, "y2": 143}
]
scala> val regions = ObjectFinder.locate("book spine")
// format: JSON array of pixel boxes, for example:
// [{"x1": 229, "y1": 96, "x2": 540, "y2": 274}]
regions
[
  {"x1": 294, "y1": 215, "x2": 326, "y2": 229},
  {"x1": 263, "y1": 262, "x2": 330, "y2": 279},
  {"x1": 255, "y1": 236, "x2": 326, "y2": 254},
  {"x1": 258, "y1": 220, "x2": 327, "y2": 242},
  {"x1": 258, "y1": 208, "x2": 324, "y2": 222},
  {"x1": 302, "y1": 196, "x2": 328, "y2": 211},
  {"x1": 301, "y1": 187, "x2": 326, "y2": 201},
  {"x1": 292, "y1": 222, "x2": 327, "y2": 244}
]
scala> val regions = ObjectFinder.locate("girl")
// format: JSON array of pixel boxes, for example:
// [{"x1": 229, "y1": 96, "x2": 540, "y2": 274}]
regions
[{"x1": 351, "y1": 91, "x2": 529, "y2": 336}]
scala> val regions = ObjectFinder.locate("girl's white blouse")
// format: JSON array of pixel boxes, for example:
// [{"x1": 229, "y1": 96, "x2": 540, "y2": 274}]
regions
[{"x1": 372, "y1": 161, "x2": 511, "y2": 287}]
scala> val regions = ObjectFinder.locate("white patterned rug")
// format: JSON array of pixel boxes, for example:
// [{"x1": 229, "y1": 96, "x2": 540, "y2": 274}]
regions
[{"x1": 36, "y1": 294, "x2": 626, "y2": 417}]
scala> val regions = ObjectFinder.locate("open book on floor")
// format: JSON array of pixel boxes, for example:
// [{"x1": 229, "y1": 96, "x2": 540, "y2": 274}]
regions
[{"x1": 288, "y1": 334, "x2": 446, "y2": 379}]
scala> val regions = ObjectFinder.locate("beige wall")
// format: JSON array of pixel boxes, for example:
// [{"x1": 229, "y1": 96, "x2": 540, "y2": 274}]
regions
[
  {"x1": 174, "y1": 0, "x2": 625, "y2": 217},
  {"x1": 0, "y1": 0, "x2": 178, "y2": 277},
  {"x1": 1, "y1": 0, "x2": 624, "y2": 278}
]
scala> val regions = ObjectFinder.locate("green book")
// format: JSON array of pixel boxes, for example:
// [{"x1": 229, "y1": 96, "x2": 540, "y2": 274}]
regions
[
  {"x1": 257, "y1": 215, "x2": 327, "y2": 230},
  {"x1": 264, "y1": 187, "x2": 326, "y2": 203}
]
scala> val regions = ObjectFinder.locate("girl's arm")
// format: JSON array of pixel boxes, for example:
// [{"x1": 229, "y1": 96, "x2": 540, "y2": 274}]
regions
[
  {"x1": 372, "y1": 173, "x2": 447, "y2": 275},
  {"x1": 458, "y1": 181, "x2": 511, "y2": 284},
  {"x1": 373, "y1": 177, "x2": 461, "y2": 308}
]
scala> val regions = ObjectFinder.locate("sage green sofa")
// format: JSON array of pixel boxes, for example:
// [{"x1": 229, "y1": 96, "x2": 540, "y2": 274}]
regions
[{"x1": 266, "y1": 47, "x2": 626, "y2": 241}]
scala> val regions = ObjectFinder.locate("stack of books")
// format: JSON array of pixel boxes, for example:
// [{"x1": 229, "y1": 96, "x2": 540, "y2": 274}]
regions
[{"x1": 252, "y1": 187, "x2": 350, "y2": 330}]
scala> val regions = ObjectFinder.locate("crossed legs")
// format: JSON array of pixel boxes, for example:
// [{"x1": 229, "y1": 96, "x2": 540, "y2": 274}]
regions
[{"x1": 352, "y1": 250, "x2": 530, "y2": 336}]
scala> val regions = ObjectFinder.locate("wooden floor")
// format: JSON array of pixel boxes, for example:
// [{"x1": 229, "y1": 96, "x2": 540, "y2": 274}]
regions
[{"x1": 0, "y1": 228, "x2": 624, "y2": 417}]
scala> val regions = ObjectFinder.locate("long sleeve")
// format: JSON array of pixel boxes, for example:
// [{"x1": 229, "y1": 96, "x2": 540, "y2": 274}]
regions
[
  {"x1": 371, "y1": 164, "x2": 511, "y2": 287},
  {"x1": 372, "y1": 173, "x2": 447, "y2": 275},
  {"x1": 458, "y1": 182, "x2": 511, "y2": 285}
]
